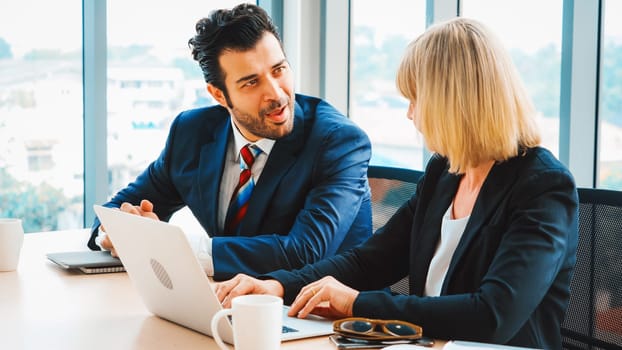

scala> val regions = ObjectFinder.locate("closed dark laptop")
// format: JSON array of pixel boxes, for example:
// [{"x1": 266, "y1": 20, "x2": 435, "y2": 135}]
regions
[{"x1": 47, "y1": 250, "x2": 125, "y2": 273}]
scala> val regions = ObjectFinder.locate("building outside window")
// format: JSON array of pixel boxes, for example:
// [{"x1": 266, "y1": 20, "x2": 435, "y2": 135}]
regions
[{"x1": 0, "y1": 0, "x2": 84, "y2": 232}]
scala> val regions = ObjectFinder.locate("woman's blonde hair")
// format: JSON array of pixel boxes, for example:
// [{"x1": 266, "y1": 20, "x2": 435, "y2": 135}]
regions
[{"x1": 396, "y1": 17, "x2": 541, "y2": 173}]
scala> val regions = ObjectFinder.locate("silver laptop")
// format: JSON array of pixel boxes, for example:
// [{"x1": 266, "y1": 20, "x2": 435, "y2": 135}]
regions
[{"x1": 93, "y1": 205, "x2": 333, "y2": 344}]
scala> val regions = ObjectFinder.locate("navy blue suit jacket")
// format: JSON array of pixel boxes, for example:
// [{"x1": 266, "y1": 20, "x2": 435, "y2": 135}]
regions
[
  {"x1": 267, "y1": 147, "x2": 578, "y2": 349},
  {"x1": 88, "y1": 94, "x2": 372, "y2": 280}
]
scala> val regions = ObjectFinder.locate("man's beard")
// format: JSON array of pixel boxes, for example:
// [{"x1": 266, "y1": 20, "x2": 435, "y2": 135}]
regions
[{"x1": 231, "y1": 95, "x2": 294, "y2": 140}]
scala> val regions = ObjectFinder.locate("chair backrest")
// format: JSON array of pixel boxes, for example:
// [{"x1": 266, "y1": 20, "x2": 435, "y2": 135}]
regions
[
  {"x1": 562, "y1": 188, "x2": 622, "y2": 350},
  {"x1": 367, "y1": 165, "x2": 424, "y2": 295}
]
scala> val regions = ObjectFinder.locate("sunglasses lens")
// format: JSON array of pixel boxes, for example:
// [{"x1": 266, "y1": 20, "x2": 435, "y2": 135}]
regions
[
  {"x1": 340, "y1": 320, "x2": 374, "y2": 333},
  {"x1": 385, "y1": 322, "x2": 418, "y2": 336}
]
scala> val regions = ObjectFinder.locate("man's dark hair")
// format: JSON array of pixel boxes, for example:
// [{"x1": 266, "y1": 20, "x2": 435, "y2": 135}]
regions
[{"x1": 188, "y1": 3, "x2": 282, "y2": 103}]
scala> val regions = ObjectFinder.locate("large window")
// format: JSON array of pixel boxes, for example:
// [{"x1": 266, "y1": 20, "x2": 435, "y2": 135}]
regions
[
  {"x1": 2, "y1": 0, "x2": 621, "y2": 234},
  {"x1": 462, "y1": 0, "x2": 564, "y2": 158},
  {"x1": 0, "y1": 0, "x2": 84, "y2": 232},
  {"x1": 598, "y1": 0, "x2": 622, "y2": 190},
  {"x1": 349, "y1": 0, "x2": 427, "y2": 170}
]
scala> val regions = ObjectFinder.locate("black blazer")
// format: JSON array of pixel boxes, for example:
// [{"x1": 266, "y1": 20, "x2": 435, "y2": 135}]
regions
[{"x1": 268, "y1": 147, "x2": 578, "y2": 349}]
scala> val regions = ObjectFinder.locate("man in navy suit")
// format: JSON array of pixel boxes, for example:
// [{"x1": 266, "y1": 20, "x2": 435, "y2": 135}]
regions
[{"x1": 88, "y1": 3, "x2": 372, "y2": 281}]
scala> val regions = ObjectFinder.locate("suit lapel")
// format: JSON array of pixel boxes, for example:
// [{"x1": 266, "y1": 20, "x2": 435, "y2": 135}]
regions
[
  {"x1": 197, "y1": 117, "x2": 231, "y2": 235},
  {"x1": 440, "y1": 160, "x2": 519, "y2": 293},
  {"x1": 238, "y1": 103, "x2": 305, "y2": 235},
  {"x1": 411, "y1": 170, "x2": 460, "y2": 296}
]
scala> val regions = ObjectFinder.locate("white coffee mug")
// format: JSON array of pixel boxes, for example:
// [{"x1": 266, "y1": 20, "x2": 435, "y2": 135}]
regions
[
  {"x1": 211, "y1": 294, "x2": 283, "y2": 350},
  {"x1": 0, "y1": 218, "x2": 24, "y2": 272}
]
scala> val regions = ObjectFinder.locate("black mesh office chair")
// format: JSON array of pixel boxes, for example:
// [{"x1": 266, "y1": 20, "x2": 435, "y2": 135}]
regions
[
  {"x1": 562, "y1": 188, "x2": 622, "y2": 350},
  {"x1": 367, "y1": 165, "x2": 424, "y2": 295}
]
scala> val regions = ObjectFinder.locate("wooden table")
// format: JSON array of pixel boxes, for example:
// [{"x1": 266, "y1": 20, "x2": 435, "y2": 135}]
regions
[
  {"x1": 0, "y1": 229, "x2": 444, "y2": 350},
  {"x1": 0, "y1": 230, "x2": 336, "y2": 350}
]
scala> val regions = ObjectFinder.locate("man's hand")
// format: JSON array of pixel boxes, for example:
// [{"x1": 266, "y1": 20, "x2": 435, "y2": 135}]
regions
[
  {"x1": 100, "y1": 200, "x2": 159, "y2": 257},
  {"x1": 99, "y1": 232, "x2": 118, "y2": 257},
  {"x1": 214, "y1": 274, "x2": 285, "y2": 308},
  {"x1": 119, "y1": 200, "x2": 159, "y2": 220}
]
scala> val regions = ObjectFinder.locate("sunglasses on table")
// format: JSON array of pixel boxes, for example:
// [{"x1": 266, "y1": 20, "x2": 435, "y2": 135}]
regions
[{"x1": 333, "y1": 317, "x2": 423, "y2": 342}]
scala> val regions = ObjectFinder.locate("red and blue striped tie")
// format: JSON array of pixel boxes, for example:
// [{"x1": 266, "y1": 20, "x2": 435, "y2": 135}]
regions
[{"x1": 225, "y1": 144, "x2": 261, "y2": 234}]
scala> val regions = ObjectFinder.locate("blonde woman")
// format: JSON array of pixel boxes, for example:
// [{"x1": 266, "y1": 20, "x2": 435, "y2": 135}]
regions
[{"x1": 215, "y1": 17, "x2": 578, "y2": 349}]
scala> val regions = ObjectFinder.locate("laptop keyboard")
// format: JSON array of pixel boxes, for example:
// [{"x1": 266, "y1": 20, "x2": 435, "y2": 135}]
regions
[{"x1": 282, "y1": 325, "x2": 299, "y2": 333}]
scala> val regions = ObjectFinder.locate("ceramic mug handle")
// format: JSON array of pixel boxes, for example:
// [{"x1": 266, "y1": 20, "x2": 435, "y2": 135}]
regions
[{"x1": 211, "y1": 308, "x2": 233, "y2": 350}]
